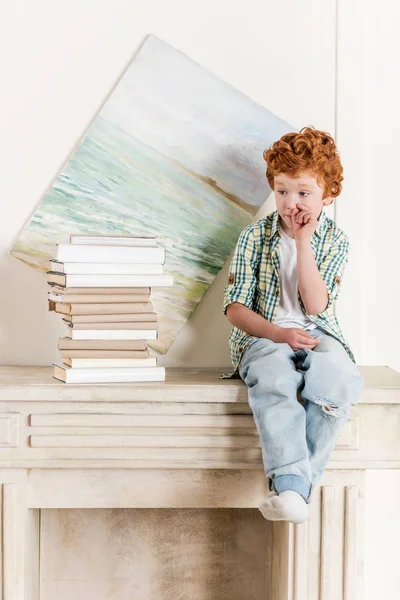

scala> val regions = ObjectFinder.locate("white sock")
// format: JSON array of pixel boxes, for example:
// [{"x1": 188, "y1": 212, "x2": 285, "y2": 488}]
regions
[{"x1": 258, "y1": 490, "x2": 309, "y2": 524}]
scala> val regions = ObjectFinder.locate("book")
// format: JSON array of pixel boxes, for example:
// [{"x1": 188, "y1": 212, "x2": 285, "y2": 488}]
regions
[
  {"x1": 48, "y1": 286, "x2": 151, "y2": 294},
  {"x1": 51, "y1": 302, "x2": 154, "y2": 315},
  {"x1": 56, "y1": 244, "x2": 165, "y2": 264},
  {"x1": 61, "y1": 312, "x2": 157, "y2": 323},
  {"x1": 53, "y1": 364, "x2": 165, "y2": 383},
  {"x1": 65, "y1": 321, "x2": 159, "y2": 330},
  {"x1": 58, "y1": 338, "x2": 148, "y2": 350},
  {"x1": 69, "y1": 235, "x2": 158, "y2": 246},
  {"x1": 65, "y1": 328, "x2": 158, "y2": 340},
  {"x1": 59, "y1": 349, "x2": 151, "y2": 359},
  {"x1": 48, "y1": 293, "x2": 151, "y2": 304},
  {"x1": 47, "y1": 272, "x2": 173, "y2": 288},
  {"x1": 49, "y1": 260, "x2": 163, "y2": 275},
  {"x1": 63, "y1": 357, "x2": 157, "y2": 368}
]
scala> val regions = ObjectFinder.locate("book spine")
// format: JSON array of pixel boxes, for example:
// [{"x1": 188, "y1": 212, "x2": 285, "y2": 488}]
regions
[
  {"x1": 49, "y1": 295, "x2": 151, "y2": 304},
  {"x1": 57, "y1": 245, "x2": 165, "y2": 264},
  {"x1": 58, "y1": 339, "x2": 148, "y2": 350},
  {"x1": 63, "y1": 274, "x2": 172, "y2": 287},
  {"x1": 64, "y1": 357, "x2": 157, "y2": 368},
  {"x1": 48, "y1": 286, "x2": 151, "y2": 294},
  {"x1": 65, "y1": 321, "x2": 159, "y2": 330},
  {"x1": 55, "y1": 302, "x2": 154, "y2": 315},
  {"x1": 62, "y1": 312, "x2": 157, "y2": 324},
  {"x1": 59, "y1": 350, "x2": 150, "y2": 358},
  {"x1": 54, "y1": 366, "x2": 166, "y2": 384},
  {"x1": 68, "y1": 329, "x2": 158, "y2": 340},
  {"x1": 53, "y1": 263, "x2": 164, "y2": 275}
]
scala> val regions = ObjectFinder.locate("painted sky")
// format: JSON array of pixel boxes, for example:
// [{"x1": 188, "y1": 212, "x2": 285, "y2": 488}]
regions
[{"x1": 100, "y1": 35, "x2": 295, "y2": 208}]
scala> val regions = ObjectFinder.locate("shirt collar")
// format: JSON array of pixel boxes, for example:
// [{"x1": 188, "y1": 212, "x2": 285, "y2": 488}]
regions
[{"x1": 270, "y1": 207, "x2": 328, "y2": 240}]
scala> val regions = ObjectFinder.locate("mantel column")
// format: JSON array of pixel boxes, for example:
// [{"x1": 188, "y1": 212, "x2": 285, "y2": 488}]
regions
[
  {"x1": 270, "y1": 470, "x2": 365, "y2": 600},
  {"x1": 0, "y1": 471, "x2": 28, "y2": 600}
]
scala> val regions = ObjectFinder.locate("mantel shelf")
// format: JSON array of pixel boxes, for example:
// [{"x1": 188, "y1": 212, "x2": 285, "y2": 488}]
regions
[{"x1": 0, "y1": 365, "x2": 397, "y2": 403}]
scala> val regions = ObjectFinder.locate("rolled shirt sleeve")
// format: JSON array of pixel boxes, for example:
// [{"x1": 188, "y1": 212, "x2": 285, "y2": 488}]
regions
[
  {"x1": 307, "y1": 232, "x2": 350, "y2": 317},
  {"x1": 223, "y1": 224, "x2": 259, "y2": 315}
]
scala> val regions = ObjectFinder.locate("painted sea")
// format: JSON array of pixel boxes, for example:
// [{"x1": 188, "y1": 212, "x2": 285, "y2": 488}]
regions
[
  {"x1": 10, "y1": 35, "x2": 295, "y2": 354},
  {"x1": 11, "y1": 116, "x2": 251, "y2": 353}
]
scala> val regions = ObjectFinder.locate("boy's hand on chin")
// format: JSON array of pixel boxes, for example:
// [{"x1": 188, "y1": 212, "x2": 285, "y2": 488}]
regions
[{"x1": 290, "y1": 204, "x2": 318, "y2": 244}]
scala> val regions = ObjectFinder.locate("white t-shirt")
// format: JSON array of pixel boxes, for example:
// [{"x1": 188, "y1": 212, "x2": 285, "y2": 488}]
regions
[{"x1": 274, "y1": 227, "x2": 318, "y2": 331}]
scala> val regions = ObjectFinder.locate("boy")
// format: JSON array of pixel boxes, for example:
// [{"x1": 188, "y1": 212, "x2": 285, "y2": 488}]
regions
[{"x1": 223, "y1": 126, "x2": 364, "y2": 524}]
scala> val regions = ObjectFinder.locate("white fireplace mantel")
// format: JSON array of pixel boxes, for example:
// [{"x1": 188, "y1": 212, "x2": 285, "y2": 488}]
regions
[{"x1": 0, "y1": 365, "x2": 399, "y2": 600}]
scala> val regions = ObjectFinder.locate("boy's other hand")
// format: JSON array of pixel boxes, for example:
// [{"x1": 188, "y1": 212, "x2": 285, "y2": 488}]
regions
[{"x1": 276, "y1": 327, "x2": 320, "y2": 351}]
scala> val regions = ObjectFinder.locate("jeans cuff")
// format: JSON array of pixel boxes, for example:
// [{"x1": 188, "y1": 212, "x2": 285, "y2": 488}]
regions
[{"x1": 270, "y1": 474, "x2": 312, "y2": 504}]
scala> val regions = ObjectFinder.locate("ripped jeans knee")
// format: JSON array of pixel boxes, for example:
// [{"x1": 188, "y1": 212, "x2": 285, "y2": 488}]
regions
[{"x1": 314, "y1": 396, "x2": 347, "y2": 419}]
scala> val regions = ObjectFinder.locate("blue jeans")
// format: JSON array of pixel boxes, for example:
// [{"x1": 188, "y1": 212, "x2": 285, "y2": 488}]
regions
[{"x1": 238, "y1": 327, "x2": 364, "y2": 504}]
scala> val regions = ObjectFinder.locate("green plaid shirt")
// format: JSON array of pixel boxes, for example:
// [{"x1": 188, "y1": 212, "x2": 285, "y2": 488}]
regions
[{"x1": 223, "y1": 208, "x2": 355, "y2": 374}]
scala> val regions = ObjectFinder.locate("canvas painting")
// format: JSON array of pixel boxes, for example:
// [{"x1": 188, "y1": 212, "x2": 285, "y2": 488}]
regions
[{"x1": 10, "y1": 34, "x2": 295, "y2": 354}]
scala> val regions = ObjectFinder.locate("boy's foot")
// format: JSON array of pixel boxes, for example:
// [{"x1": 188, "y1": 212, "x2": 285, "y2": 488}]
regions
[{"x1": 258, "y1": 490, "x2": 309, "y2": 524}]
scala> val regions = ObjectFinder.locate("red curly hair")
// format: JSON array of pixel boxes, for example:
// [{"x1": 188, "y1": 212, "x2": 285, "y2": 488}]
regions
[{"x1": 263, "y1": 126, "x2": 343, "y2": 198}]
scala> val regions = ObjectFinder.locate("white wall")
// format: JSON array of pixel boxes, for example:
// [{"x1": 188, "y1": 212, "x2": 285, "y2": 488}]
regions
[
  {"x1": 363, "y1": 0, "x2": 400, "y2": 371},
  {"x1": 363, "y1": 2, "x2": 400, "y2": 598},
  {"x1": 1, "y1": 2, "x2": 397, "y2": 371},
  {"x1": 0, "y1": 0, "x2": 337, "y2": 367}
]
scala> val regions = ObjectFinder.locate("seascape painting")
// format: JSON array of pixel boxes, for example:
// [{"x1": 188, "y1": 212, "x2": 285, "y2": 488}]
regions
[{"x1": 10, "y1": 34, "x2": 295, "y2": 354}]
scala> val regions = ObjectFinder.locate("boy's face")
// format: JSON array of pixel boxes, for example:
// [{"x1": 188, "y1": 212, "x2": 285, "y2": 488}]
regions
[{"x1": 274, "y1": 170, "x2": 333, "y2": 234}]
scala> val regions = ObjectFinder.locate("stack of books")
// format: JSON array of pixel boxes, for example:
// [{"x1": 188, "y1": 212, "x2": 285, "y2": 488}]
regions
[{"x1": 48, "y1": 234, "x2": 173, "y2": 383}]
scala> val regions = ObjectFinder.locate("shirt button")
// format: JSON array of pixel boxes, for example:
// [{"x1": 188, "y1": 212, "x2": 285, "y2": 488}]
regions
[
  {"x1": 275, "y1": 289, "x2": 280, "y2": 296},
  {"x1": 239, "y1": 346, "x2": 244, "y2": 352}
]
